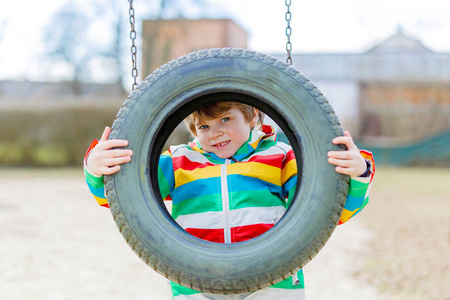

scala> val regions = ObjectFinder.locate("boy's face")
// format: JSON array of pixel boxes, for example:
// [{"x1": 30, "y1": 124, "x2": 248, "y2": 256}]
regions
[{"x1": 194, "y1": 108, "x2": 258, "y2": 159}]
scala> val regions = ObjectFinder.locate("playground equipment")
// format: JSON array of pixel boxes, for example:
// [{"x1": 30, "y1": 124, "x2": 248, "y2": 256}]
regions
[
  {"x1": 358, "y1": 129, "x2": 450, "y2": 166},
  {"x1": 104, "y1": 1, "x2": 349, "y2": 293}
]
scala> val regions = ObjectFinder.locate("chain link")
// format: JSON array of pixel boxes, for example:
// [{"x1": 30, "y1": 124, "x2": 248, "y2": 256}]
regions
[
  {"x1": 129, "y1": 0, "x2": 139, "y2": 91},
  {"x1": 285, "y1": 0, "x2": 292, "y2": 65},
  {"x1": 127, "y1": 0, "x2": 291, "y2": 88}
]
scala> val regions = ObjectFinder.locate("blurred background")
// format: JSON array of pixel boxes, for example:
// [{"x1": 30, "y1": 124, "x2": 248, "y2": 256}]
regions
[
  {"x1": 0, "y1": 1, "x2": 449, "y2": 299},
  {"x1": 1, "y1": 0, "x2": 450, "y2": 166}
]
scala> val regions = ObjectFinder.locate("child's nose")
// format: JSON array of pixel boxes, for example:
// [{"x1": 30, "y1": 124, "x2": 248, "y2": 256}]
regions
[{"x1": 210, "y1": 128, "x2": 223, "y2": 139}]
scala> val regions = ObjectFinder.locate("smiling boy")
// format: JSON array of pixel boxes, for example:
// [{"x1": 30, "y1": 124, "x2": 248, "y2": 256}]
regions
[
  {"x1": 84, "y1": 101, "x2": 375, "y2": 299},
  {"x1": 190, "y1": 106, "x2": 258, "y2": 158}
]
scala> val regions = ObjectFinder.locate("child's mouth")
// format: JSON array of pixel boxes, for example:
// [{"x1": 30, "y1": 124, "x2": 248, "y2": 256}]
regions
[{"x1": 213, "y1": 140, "x2": 230, "y2": 148}]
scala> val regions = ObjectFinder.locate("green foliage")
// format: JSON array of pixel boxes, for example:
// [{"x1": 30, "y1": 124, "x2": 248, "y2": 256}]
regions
[
  {"x1": 0, "y1": 102, "x2": 191, "y2": 167},
  {"x1": 0, "y1": 103, "x2": 121, "y2": 167}
]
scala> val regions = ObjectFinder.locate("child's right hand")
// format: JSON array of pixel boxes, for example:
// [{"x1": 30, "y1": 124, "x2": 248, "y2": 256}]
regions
[{"x1": 86, "y1": 126, "x2": 133, "y2": 176}]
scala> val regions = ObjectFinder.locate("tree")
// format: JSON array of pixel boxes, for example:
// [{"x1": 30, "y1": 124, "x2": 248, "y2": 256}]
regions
[
  {"x1": 42, "y1": 0, "x2": 222, "y2": 93},
  {"x1": 43, "y1": 2, "x2": 96, "y2": 94},
  {"x1": 154, "y1": 0, "x2": 212, "y2": 19}
]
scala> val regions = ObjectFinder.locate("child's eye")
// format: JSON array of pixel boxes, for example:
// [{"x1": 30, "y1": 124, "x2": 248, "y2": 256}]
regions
[
  {"x1": 198, "y1": 125, "x2": 209, "y2": 130},
  {"x1": 220, "y1": 117, "x2": 230, "y2": 123}
]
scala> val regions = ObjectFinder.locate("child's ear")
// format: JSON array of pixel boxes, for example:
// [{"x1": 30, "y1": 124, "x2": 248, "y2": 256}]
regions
[
  {"x1": 250, "y1": 108, "x2": 259, "y2": 128},
  {"x1": 189, "y1": 129, "x2": 198, "y2": 138}
]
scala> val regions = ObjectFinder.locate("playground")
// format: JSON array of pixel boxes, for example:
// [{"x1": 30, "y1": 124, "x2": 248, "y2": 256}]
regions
[
  {"x1": 0, "y1": 166, "x2": 448, "y2": 300},
  {"x1": 1, "y1": 0, "x2": 449, "y2": 299}
]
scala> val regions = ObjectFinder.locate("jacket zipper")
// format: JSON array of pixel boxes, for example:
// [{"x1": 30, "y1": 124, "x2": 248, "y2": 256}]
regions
[
  {"x1": 223, "y1": 160, "x2": 237, "y2": 300},
  {"x1": 221, "y1": 159, "x2": 232, "y2": 244}
]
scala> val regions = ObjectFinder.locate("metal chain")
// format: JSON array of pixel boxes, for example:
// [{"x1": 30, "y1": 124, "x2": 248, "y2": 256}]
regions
[
  {"x1": 285, "y1": 0, "x2": 292, "y2": 65},
  {"x1": 129, "y1": 0, "x2": 138, "y2": 91}
]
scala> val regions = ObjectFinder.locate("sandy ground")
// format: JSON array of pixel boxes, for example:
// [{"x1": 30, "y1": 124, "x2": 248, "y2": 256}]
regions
[
  {"x1": 354, "y1": 167, "x2": 450, "y2": 300},
  {"x1": 0, "y1": 168, "x2": 397, "y2": 300}
]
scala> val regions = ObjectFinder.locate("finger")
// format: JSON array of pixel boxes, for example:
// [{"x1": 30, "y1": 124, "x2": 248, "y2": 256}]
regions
[
  {"x1": 328, "y1": 157, "x2": 352, "y2": 168},
  {"x1": 333, "y1": 131, "x2": 352, "y2": 142},
  {"x1": 97, "y1": 139, "x2": 129, "y2": 150},
  {"x1": 332, "y1": 136, "x2": 350, "y2": 146},
  {"x1": 327, "y1": 150, "x2": 351, "y2": 159},
  {"x1": 342, "y1": 131, "x2": 356, "y2": 149},
  {"x1": 331, "y1": 158, "x2": 367, "y2": 177},
  {"x1": 101, "y1": 165, "x2": 121, "y2": 175},
  {"x1": 102, "y1": 149, "x2": 133, "y2": 159},
  {"x1": 334, "y1": 166, "x2": 353, "y2": 176},
  {"x1": 333, "y1": 137, "x2": 358, "y2": 152},
  {"x1": 332, "y1": 135, "x2": 352, "y2": 144},
  {"x1": 99, "y1": 126, "x2": 111, "y2": 143},
  {"x1": 103, "y1": 155, "x2": 132, "y2": 166}
]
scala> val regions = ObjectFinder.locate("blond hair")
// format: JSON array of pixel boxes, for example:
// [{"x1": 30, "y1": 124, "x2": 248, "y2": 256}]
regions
[{"x1": 184, "y1": 102, "x2": 264, "y2": 137}]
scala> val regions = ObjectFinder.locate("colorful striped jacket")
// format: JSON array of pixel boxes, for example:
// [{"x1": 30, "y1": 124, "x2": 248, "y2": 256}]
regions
[{"x1": 84, "y1": 126, "x2": 375, "y2": 299}]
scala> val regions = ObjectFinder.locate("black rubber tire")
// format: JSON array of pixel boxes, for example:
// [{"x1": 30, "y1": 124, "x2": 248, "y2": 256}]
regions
[{"x1": 105, "y1": 48, "x2": 349, "y2": 294}]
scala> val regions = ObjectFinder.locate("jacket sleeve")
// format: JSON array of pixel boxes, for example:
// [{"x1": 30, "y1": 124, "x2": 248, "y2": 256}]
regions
[
  {"x1": 84, "y1": 166, "x2": 108, "y2": 207},
  {"x1": 83, "y1": 139, "x2": 109, "y2": 207},
  {"x1": 83, "y1": 141, "x2": 174, "y2": 207},
  {"x1": 339, "y1": 150, "x2": 375, "y2": 224},
  {"x1": 281, "y1": 148, "x2": 297, "y2": 207},
  {"x1": 158, "y1": 150, "x2": 175, "y2": 201},
  {"x1": 282, "y1": 149, "x2": 375, "y2": 222}
]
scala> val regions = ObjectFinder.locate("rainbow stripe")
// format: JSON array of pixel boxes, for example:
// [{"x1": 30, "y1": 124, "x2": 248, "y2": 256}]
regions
[{"x1": 84, "y1": 127, "x2": 375, "y2": 298}]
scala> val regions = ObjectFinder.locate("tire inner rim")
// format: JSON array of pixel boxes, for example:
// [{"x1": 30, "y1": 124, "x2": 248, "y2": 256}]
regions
[{"x1": 149, "y1": 91, "x2": 303, "y2": 225}]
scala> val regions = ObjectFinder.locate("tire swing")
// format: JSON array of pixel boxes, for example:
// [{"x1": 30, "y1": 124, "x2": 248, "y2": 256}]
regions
[{"x1": 104, "y1": 2, "x2": 349, "y2": 295}]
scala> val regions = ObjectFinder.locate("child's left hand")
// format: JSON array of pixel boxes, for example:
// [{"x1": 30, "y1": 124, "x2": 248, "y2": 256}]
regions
[{"x1": 327, "y1": 131, "x2": 367, "y2": 177}]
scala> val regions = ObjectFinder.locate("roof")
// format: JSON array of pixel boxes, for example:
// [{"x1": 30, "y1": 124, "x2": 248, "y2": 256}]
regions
[
  {"x1": 271, "y1": 29, "x2": 450, "y2": 83},
  {"x1": 366, "y1": 27, "x2": 432, "y2": 54}
]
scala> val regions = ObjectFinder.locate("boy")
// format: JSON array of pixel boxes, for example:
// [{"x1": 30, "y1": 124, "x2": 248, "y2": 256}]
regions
[{"x1": 84, "y1": 102, "x2": 375, "y2": 299}]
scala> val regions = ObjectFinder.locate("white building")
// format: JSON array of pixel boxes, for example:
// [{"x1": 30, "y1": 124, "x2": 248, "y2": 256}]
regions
[{"x1": 272, "y1": 28, "x2": 450, "y2": 145}]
